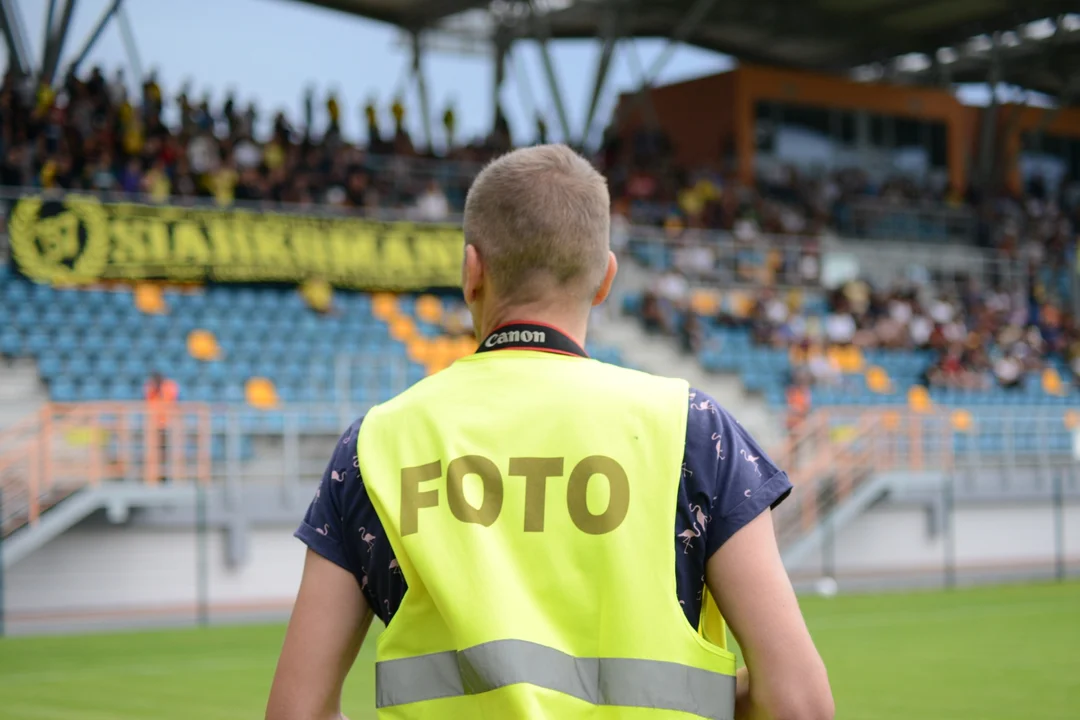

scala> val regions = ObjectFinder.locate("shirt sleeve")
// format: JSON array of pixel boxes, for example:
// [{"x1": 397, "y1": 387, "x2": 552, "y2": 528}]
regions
[
  {"x1": 684, "y1": 389, "x2": 793, "y2": 559},
  {"x1": 295, "y1": 419, "x2": 363, "y2": 574},
  {"x1": 294, "y1": 417, "x2": 407, "y2": 625}
]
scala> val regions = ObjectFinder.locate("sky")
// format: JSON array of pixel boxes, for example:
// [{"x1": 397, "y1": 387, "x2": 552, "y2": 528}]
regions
[{"x1": 7, "y1": 0, "x2": 734, "y2": 148}]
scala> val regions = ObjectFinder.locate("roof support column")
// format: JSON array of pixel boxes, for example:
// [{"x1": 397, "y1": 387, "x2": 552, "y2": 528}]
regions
[
  {"x1": 528, "y1": 0, "x2": 572, "y2": 143},
  {"x1": 40, "y1": 0, "x2": 57, "y2": 68},
  {"x1": 492, "y1": 30, "x2": 509, "y2": 135},
  {"x1": 40, "y1": 0, "x2": 76, "y2": 86},
  {"x1": 116, "y1": 3, "x2": 143, "y2": 89},
  {"x1": 976, "y1": 33, "x2": 1001, "y2": 190},
  {"x1": 68, "y1": 0, "x2": 124, "y2": 78},
  {"x1": 0, "y1": 0, "x2": 34, "y2": 78},
  {"x1": 508, "y1": 43, "x2": 541, "y2": 142},
  {"x1": 536, "y1": 40, "x2": 572, "y2": 143},
  {"x1": 623, "y1": 37, "x2": 660, "y2": 128},
  {"x1": 643, "y1": 0, "x2": 719, "y2": 82},
  {"x1": 411, "y1": 30, "x2": 433, "y2": 151},
  {"x1": 581, "y1": 0, "x2": 620, "y2": 147}
]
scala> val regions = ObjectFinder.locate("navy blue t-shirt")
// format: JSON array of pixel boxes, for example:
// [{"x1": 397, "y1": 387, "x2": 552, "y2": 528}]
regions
[{"x1": 297, "y1": 388, "x2": 792, "y2": 627}]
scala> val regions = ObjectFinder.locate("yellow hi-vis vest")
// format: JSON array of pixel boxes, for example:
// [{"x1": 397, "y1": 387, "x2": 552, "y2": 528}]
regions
[{"x1": 358, "y1": 349, "x2": 737, "y2": 719}]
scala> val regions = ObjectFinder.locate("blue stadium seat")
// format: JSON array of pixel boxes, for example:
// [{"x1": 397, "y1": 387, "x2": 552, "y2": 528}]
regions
[
  {"x1": 187, "y1": 381, "x2": 218, "y2": 403},
  {"x1": 3, "y1": 281, "x2": 30, "y2": 303},
  {"x1": 91, "y1": 353, "x2": 121, "y2": 376},
  {"x1": 280, "y1": 362, "x2": 306, "y2": 384},
  {"x1": 29, "y1": 283, "x2": 55, "y2": 303},
  {"x1": 199, "y1": 361, "x2": 228, "y2": 382},
  {"x1": 68, "y1": 305, "x2": 93, "y2": 326},
  {"x1": 119, "y1": 355, "x2": 149, "y2": 379},
  {"x1": 25, "y1": 330, "x2": 50, "y2": 354},
  {"x1": 234, "y1": 288, "x2": 259, "y2": 311},
  {"x1": 54, "y1": 328, "x2": 80, "y2": 353},
  {"x1": 221, "y1": 314, "x2": 248, "y2": 335},
  {"x1": 222, "y1": 384, "x2": 245, "y2": 403},
  {"x1": 78, "y1": 378, "x2": 105, "y2": 401},
  {"x1": 0, "y1": 329, "x2": 23, "y2": 356},
  {"x1": 41, "y1": 305, "x2": 65, "y2": 327},
  {"x1": 252, "y1": 359, "x2": 279, "y2": 378},
  {"x1": 107, "y1": 379, "x2": 140, "y2": 401},
  {"x1": 406, "y1": 363, "x2": 426, "y2": 385},
  {"x1": 300, "y1": 383, "x2": 332, "y2": 403},
  {"x1": 161, "y1": 335, "x2": 188, "y2": 356},
  {"x1": 37, "y1": 351, "x2": 63, "y2": 380},
  {"x1": 14, "y1": 305, "x2": 38, "y2": 328},
  {"x1": 52, "y1": 287, "x2": 83, "y2": 308},
  {"x1": 50, "y1": 378, "x2": 77, "y2": 402},
  {"x1": 228, "y1": 358, "x2": 254, "y2": 379},
  {"x1": 133, "y1": 333, "x2": 160, "y2": 355}
]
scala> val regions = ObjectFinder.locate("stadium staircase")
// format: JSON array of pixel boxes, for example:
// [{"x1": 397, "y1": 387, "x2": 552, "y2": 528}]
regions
[
  {"x1": 773, "y1": 409, "x2": 954, "y2": 570},
  {"x1": 595, "y1": 256, "x2": 782, "y2": 448},
  {"x1": 0, "y1": 403, "x2": 215, "y2": 568},
  {"x1": 0, "y1": 358, "x2": 48, "y2": 429}
]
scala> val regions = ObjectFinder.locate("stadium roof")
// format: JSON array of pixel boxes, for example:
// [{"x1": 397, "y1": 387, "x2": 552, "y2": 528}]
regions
[
  {"x1": 291, "y1": 0, "x2": 490, "y2": 28},
  {"x1": 294, "y1": 0, "x2": 1080, "y2": 102}
]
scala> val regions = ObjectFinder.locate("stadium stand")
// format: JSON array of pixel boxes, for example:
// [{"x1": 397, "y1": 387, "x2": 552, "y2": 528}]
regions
[
  {"x1": 0, "y1": 10, "x2": 1078, "y2": 703},
  {"x1": 0, "y1": 274, "x2": 623, "y2": 410}
]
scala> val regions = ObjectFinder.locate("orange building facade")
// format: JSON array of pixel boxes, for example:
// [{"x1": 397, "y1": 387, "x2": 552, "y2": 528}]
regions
[
  {"x1": 615, "y1": 64, "x2": 1080, "y2": 197},
  {"x1": 996, "y1": 104, "x2": 1080, "y2": 195}
]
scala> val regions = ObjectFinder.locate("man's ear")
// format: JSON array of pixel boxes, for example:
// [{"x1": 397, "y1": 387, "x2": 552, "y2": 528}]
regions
[
  {"x1": 592, "y1": 251, "x2": 618, "y2": 307},
  {"x1": 462, "y1": 244, "x2": 483, "y2": 304}
]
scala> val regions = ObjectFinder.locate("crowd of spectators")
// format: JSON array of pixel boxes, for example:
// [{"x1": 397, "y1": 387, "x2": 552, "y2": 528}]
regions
[
  {"x1": 599, "y1": 125, "x2": 1078, "y2": 279},
  {"x1": 731, "y1": 276, "x2": 1080, "y2": 394},
  {"x1": 0, "y1": 66, "x2": 522, "y2": 219},
  {"x1": 603, "y1": 121, "x2": 1080, "y2": 402},
  {"x1": 3, "y1": 68, "x2": 1077, "y2": 371}
]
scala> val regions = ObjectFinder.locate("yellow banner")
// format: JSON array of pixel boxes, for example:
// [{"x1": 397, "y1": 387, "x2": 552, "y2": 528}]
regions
[{"x1": 8, "y1": 195, "x2": 464, "y2": 290}]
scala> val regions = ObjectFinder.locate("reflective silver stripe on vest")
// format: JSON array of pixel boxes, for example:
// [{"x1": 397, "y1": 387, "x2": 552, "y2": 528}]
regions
[{"x1": 376, "y1": 639, "x2": 735, "y2": 720}]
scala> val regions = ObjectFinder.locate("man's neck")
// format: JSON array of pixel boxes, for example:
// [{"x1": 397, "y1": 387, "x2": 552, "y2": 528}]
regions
[{"x1": 481, "y1": 303, "x2": 590, "y2": 348}]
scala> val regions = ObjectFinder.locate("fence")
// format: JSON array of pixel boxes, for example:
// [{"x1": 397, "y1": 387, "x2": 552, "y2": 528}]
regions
[
  {"x1": 1, "y1": 401, "x2": 1077, "y2": 633},
  {"x1": 775, "y1": 407, "x2": 1080, "y2": 592},
  {"x1": 624, "y1": 225, "x2": 1031, "y2": 297},
  {"x1": 836, "y1": 199, "x2": 977, "y2": 245}
]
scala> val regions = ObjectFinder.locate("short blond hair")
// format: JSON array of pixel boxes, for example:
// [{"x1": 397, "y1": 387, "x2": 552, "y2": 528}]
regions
[{"x1": 463, "y1": 144, "x2": 610, "y2": 303}]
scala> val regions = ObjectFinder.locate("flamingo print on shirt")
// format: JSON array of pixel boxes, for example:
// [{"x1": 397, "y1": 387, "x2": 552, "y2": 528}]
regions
[
  {"x1": 330, "y1": 469, "x2": 344, "y2": 482},
  {"x1": 314, "y1": 523, "x2": 330, "y2": 536},
  {"x1": 678, "y1": 501, "x2": 712, "y2": 554},
  {"x1": 739, "y1": 448, "x2": 762, "y2": 476},
  {"x1": 689, "y1": 503, "x2": 711, "y2": 533},
  {"x1": 677, "y1": 524, "x2": 701, "y2": 554},
  {"x1": 690, "y1": 398, "x2": 714, "y2": 412},
  {"x1": 359, "y1": 527, "x2": 376, "y2": 553},
  {"x1": 711, "y1": 432, "x2": 726, "y2": 460}
]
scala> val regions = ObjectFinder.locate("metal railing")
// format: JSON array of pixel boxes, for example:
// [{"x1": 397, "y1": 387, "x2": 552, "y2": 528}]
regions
[
  {"x1": 625, "y1": 227, "x2": 823, "y2": 289},
  {"x1": 0, "y1": 403, "x2": 213, "y2": 535},
  {"x1": 624, "y1": 225, "x2": 1030, "y2": 297},
  {"x1": 836, "y1": 198, "x2": 977, "y2": 245},
  {"x1": 772, "y1": 407, "x2": 1080, "y2": 547}
]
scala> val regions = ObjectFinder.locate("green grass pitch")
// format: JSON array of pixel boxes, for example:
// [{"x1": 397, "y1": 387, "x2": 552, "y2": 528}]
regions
[{"x1": 1, "y1": 581, "x2": 1077, "y2": 719}]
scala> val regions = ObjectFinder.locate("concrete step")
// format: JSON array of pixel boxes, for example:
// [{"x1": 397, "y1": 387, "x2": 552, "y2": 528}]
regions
[
  {"x1": 594, "y1": 256, "x2": 783, "y2": 449},
  {"x1": 0, "y1": 359, "x2": 47, "y2": 430}
]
